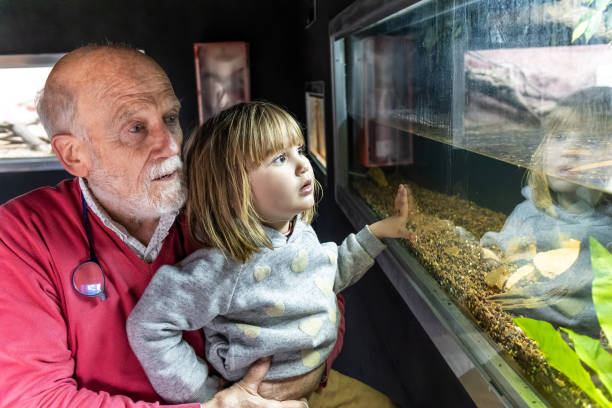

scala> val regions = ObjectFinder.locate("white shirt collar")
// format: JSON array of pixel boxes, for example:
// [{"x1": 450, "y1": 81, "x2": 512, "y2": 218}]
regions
[{"x1": 78, "y1": 178, "x2": 178, "y2": 263}]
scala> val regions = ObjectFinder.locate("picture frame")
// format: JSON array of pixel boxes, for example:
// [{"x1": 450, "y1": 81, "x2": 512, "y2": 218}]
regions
[
  {"x1": 194, "y1": 42, "x2": 250, "y2": 124},
  {"x1": 0, "y1": 53, "x2": 65, "y2": 172},
  {"x1": 305, "y1": 81, "x2": 326, "y2": 174}
]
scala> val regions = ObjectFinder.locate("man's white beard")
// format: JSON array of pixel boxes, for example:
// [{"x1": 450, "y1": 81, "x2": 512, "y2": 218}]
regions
[{"x1": 88, "y1": 155, "x2": 187, "y2": 220}]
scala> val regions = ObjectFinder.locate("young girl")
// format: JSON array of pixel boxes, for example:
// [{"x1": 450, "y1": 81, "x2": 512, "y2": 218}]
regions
[
  {"x1": 481, "y1": 87, "x2": 612, "y2": 337},
  {"x1": 127, "y1": 101, "x2": 413, "y2": 404}
]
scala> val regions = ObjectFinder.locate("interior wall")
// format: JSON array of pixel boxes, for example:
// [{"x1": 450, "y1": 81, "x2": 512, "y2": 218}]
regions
[
  {"x1": 0, "y1": 0, "x2": 304, "y2": 203},
  {"x1": 1, "y1": 1, "x2": 475, "y2": 406}
]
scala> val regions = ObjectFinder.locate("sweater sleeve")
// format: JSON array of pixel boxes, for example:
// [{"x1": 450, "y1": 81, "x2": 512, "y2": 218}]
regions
[
  {"x1": 0, "y1": 208, "x2": 199, "y2": 408},
  {"x1": 333, "y1": 225, "x2": 387, "y2": 293},
  {"x1": 127, "y1": 251, "x2": 238, "y2": 404},
  {"x1": 480, "y1": 200, "x2": 539, "y2": 252}
]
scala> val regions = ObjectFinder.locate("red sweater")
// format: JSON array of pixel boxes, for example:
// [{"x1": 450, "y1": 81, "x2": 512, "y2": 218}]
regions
[{"x1": 0, "y1": 179, "x2": 345, "y2": 408}]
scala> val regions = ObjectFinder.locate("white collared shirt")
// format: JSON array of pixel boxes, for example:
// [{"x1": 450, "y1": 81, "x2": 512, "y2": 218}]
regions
[{"x1": 78, "y1": 178, "x2": 178, "y2": 263}]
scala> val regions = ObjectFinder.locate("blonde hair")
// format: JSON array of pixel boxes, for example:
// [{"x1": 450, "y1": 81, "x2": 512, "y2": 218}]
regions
[
  {"x1": 183, "y1": 101, "x2": 321, "y2": 262},
  {"x1": 527, "y1": 87, "x2": 612, "y2": 212}
]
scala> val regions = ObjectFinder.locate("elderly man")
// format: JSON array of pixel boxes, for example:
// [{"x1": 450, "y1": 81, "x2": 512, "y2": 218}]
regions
[
  {"x1": 0, "y1": 44, "x2": 326, "y2": 408},
  {"x1": 0, "y1": 44, "x2": 395, "y2": 408}
]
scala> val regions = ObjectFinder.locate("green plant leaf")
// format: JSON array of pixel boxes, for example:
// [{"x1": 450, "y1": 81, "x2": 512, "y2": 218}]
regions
[
  {"x1": 585, "y1": 11, "x2": 604, "y2": 43},
  {"x1": 515, "y1": 317, "x2": 611, "y2": 407},
  {"x1": 564, "y1": 328, "x2": 612, "y2": 398},
  {"x1": 454, "y1": 24, "x2": 463, "y2": 38},
  {"x1": 573, "y1": 13, "x2": 593, "y2": 43},
  {"x1": 423, "y1": 26, "x2": 438, "y2": 51},
  {"x1": 591, "y1": 238, "x2": 612, "y2": 342},
  {"x1": 606, "y1": 9, "x2": 612, "y2": 30}
]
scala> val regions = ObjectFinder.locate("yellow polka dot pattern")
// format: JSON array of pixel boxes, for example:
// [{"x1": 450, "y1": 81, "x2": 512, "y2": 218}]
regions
[
  {"x1": 265, "y1": 301, "x2": 285, "y2": 317},
  {"x1": 299, "y1": 317, "x2": 323, "y2": 337},
  {"x1": 253, "y1": 265, "x2": 271, "y2": 281},
  {"x1": 291, "y1": 250, "x2": 308, "y2": 273},
  {"x1": 301, "y1": 349, "x2": 321, "y2": 367},
  {"x1": 315, "y1": 277, "x2": 333, "y2": 297},
  {"x1": 236, "y1": 323, "x2": 261, "y2": 338}
]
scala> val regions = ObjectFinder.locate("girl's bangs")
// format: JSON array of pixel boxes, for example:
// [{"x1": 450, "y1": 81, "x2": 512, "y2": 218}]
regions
[{"x1": 249, "y1": 110, "x2": 304, "y2": 165}]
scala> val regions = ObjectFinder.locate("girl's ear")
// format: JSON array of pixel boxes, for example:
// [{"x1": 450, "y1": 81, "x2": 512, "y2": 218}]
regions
[{"x1": 51, "y1": 134, "x2": 91, "y2": 177}]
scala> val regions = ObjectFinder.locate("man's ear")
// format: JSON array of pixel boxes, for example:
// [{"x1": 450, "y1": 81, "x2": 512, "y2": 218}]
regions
[{"x1": 51, "y1": 134, "x2": 91, "y2": 178}]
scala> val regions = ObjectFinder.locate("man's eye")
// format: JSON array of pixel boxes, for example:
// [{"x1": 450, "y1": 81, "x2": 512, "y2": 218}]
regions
[
  {"x1": 165, "y1": 114, "x2": 178, "y2": 124},
  {"x1": 272, "y1": 154, "x2": 286, "y2": 164},
  {"x1": 129, "y1": 124, "x2": 144, "y2": 133}
]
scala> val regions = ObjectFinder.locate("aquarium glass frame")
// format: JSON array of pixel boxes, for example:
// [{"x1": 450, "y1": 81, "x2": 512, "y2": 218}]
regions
[{"x1": 329, "y1": 1, "x2": 561, "y2": 406}]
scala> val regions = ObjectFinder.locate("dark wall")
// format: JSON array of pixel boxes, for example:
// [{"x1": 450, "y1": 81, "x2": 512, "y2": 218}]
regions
[
  {"x1": 295, "y1": 0, "x2": 358, "y2": 190},
  {"x1": 0, "y1": 0, "x2": 305, "y2": 204},
  {"x1": 0, "y1": 170, "x2": 71, "y2": 203},
  {"x1": 0, "y1": 0, "x2": 305, "y2": 136},
  {"x1": 0, "y1": 1, "x2": 475, "y2": 407}
]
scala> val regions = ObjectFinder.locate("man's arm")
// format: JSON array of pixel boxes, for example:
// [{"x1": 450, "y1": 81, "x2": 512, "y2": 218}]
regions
[
  {"x1": 0, "y1": 226, "x2": 199, "y2": 408},
  {"x1": 203, "y1": 358, "x2": 311, "y2": 408},
  {"x1": 0, "y1": 207, "x2": 314, "y2": 408}
]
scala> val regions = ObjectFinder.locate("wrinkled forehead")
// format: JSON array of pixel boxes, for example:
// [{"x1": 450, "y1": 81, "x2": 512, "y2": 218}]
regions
[
  {"x1": 77, "y1": 59, "x2": 179, "y2": 124},
  {"x1": 92, "y1": 56, "x2": 176, "y2": 102}
]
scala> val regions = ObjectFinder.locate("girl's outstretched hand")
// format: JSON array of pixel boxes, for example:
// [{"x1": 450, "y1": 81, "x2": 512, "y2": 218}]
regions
[{"x1": 368, "y1": 184, "x2": 415, "y2": 240}]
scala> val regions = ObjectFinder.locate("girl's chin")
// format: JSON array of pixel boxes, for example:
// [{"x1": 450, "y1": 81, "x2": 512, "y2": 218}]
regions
[{"x1": 547, "y1": 176, "x2": 577, "y2": 194}]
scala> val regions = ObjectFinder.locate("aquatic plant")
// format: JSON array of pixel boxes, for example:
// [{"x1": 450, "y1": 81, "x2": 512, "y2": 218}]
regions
[
  {"x1": 572, "y1": 0, "x2": 612, "y2": 43},
  {"x1": 515, "y1": 238, "x2": 612, "y2": 407}
]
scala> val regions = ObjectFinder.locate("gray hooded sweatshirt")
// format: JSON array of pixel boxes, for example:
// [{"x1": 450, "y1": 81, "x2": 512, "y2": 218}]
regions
[{"x1": 127, "y1": 218, "x2": 386, "y2": 404}]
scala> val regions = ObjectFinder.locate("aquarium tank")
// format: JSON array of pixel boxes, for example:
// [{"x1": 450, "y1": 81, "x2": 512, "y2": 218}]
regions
[{"x1": 330, "y1": 0, "x2": 612, "y2": 406}]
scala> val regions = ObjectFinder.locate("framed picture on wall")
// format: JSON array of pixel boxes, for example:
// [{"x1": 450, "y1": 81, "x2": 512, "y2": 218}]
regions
[
  {"x1": 194, "y1": 42, "x2": 250, "y2": 124},
  {"x1": 0, "y1": 53, "x2": 66, "y2": 172},
  {"x1": 305, "y1": 81, "x2": 326, "y2": 173},
  {"x1": 305, "y1": 0, "x2": 317, "y2": 28}
]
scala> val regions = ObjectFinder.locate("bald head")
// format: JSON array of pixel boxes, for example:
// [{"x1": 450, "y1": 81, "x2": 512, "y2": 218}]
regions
[{"x1": 36, "y1": 44, "x2": 170, "y2": 140}]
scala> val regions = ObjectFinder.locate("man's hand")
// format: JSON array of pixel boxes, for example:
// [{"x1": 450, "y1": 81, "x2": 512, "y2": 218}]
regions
[
  {"x1": 201, "y1": 358, "x2": 309, "y2": 408},
  {"x1": 368, "y1": 184, "x2": 415, "y2": 240},
  {"x1": 258, "y1": 361, "x2": 324, "y2": 400}
]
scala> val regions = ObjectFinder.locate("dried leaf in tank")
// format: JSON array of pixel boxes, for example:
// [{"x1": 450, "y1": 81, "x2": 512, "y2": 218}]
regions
[
  {"x1": 533, "y1": 240, "x2": 581, "y2": 278},
  {"x1": 505, "y1": 264, "x2": 536, "y2": 289}
]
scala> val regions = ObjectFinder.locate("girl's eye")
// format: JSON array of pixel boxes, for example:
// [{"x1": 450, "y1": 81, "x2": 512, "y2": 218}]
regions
[
  {"x1": 272, "y1": 153, "x2": 287, "y2": 164},
  {"x1": 297, "y1": 145, "x2": 306, "y2": 155}
]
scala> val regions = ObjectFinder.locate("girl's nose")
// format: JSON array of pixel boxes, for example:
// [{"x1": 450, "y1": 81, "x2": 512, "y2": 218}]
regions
[{"x1": 296, "y1": 155, "x2": 311, "y2": 175}]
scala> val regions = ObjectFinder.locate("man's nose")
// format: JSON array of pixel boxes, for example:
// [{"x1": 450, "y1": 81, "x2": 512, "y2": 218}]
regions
[{"x1": 151, "y1": 123, "x2": 180, "y2": 158}]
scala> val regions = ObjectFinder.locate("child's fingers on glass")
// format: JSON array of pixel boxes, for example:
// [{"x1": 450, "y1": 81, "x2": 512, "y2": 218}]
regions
[{"x1": 394, "y1": 185, "x2": 409, "y2": 218}]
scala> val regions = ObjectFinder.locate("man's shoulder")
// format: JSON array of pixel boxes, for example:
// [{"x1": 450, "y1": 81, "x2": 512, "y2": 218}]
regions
[{"x1": 0, "y1": 178, "x2": 80, "y2": 226}]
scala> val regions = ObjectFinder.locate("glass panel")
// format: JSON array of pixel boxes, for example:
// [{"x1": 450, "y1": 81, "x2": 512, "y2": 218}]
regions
[{"x1": 340, "y1": 1, "x2": 612, "y2": 406}]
